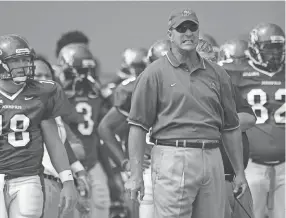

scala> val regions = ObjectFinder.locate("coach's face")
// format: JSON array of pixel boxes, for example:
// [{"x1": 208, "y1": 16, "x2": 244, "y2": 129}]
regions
[{"x1": 169, "y1": 21, "x2": 199, "y2": 52}]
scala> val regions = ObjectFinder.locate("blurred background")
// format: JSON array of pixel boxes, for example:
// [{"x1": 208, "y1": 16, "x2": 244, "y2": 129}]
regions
[{"x1": 0, "y1": 1, "x2": 284, "y2": 83}]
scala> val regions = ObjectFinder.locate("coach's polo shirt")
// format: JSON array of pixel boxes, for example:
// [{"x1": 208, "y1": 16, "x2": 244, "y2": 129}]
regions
[{"x1": 128, "y1": 50, "x2": 240, "y2": 140}]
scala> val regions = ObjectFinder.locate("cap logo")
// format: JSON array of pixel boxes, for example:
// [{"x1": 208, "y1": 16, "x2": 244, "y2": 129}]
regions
[{"x1": 182, "y1": 10, "x2": 192, "y2": 17}]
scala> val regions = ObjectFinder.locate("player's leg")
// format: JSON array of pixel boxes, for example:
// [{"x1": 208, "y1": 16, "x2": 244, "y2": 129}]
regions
[
  {"x1": 0, "y1": 174, "x2": 8, "y2": 218},
  {"x1": 270, "y1": 163, "x2": 285, "y2": 218},
  {"x1": 139, "y1": 167, "x2": 154, "y2": 218},
  {"x1": 6, "y1": 175, "x2": 44, "y2": 218},
  {"x1": 42, "y1": 178, "x2": 61, "y2": 218},
  {"x1": 191, "y1": 148, "x2": 225, "y2": 218},
  {"x1": 245, "y1": 160, "x2": 269, "y2": 218},
  {"x1": 88, "y1": 162, "x2": 111, "y2": 218}
]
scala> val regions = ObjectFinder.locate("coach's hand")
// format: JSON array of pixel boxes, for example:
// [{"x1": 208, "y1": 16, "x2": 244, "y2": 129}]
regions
[
  {"x1": 124, "y1": 176, "x2": 144, "y2": 201},
  {"x1": 59, "y1": 180, "x2": 78, "y2": 216},
  {"x1": 233, "y1": 172, "x2": 248, "y2": 199}
]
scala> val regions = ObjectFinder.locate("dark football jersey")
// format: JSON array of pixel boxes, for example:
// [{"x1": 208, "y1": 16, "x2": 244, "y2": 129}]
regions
[
  {"x1": 0, "y1": 80, "x2": 73, "y2": 177},
  {"x1": 226, "y1": 61, "x2": 285, "y2": 161},
  {"x1": 113, "y1": 76, "x2": 136, "y2": 117},
  {"x1": 67, "y1": 82, "x2": 104, "y2": 170}
]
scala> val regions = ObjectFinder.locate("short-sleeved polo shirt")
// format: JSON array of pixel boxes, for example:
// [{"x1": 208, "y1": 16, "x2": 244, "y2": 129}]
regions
[{"x1": 128, "y1": 50, "x2": 240, "y2": 140}]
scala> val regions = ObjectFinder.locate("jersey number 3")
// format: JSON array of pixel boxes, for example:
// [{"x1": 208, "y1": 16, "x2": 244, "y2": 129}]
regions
[
  {"x1": 0, "y1": 114, "x2": 30, "y2": 147},
  {"x1": 247, "y1": 88, "x2": 285, "y2": 124},
  {"x1": 75, "y1": 102, "x2": 94, "y2": 136}
]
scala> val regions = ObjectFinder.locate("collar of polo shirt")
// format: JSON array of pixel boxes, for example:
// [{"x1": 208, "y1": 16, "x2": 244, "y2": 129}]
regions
[{"x1": 165, "y1": 50, "x2": 206, "y2": 70}]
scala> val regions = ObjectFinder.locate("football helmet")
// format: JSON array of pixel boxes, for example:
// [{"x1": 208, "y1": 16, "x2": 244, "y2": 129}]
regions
[
  {"x1": 199, "y1": 33, "x2": 219, "y2": 61},
  {"x1": 57, "y1": 43, "x2": 99, "y2": 95},
  {"x1": 118, "y1": 48, "x2": 148, "y2": 78},
  {"x1": 0, "y1": 34, "x2": 35, "y2": 84},
  {"x1": 218, "y1": 38, "x2": 248, "y2": 65},
  {"x1": 147, "y1": 39, "x2": 171, "y2": 63},
  {"x1": 246, "y1": 23, "x2": 285, "y2": 72}
]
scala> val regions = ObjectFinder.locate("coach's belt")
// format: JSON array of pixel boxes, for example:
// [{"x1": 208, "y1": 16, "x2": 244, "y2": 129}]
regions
[
  {"x1": 43, "y1": 173, "x2": 61, "y2": 184},
  {"x1": 225, "y1": 174, "x2": 235, "y2": 182},
  {"x1": 252, "y1": 158, "x2": 285, "y2": 166},
  {"x1": 150, "y1": 138, "x2": 221, "y2": 149}
]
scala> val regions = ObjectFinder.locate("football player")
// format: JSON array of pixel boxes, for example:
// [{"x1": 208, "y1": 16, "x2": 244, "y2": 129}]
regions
[
  {"x1": 33, "y1": 55, "x2": 90, "y2": 218},
  {"x1": 56, "y1": 44, "x2": 114, "y2": 218},
  {"x1": 199, "y1": 32, "x2": 220, "y2": 60},
  {"x1": 218, "y1": 38, "x2": 257, "y2": 218},
  {"x1": 221, "y1": 23, "x2": 285, "y2": 218},
  {"x1": 0, "y1": 34, "x2": 77, "y2": 218},
  {"x1": 100, "y1": 48, "x2": 149, "y2": 111},
  {"x1": 98, "y1": 47, "x2": 148, "y2": 218}
]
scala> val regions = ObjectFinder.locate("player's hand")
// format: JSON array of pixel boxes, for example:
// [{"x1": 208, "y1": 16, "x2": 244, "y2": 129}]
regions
[
  {"x1": 123, "y1": 160, "x2": 131, "y2": 172},
  {"x1": 233, "y1": 172, "x2": 248, "y2": 199},
  {"x1": 142, "y1": 154, "x2": 151, "y2": 170},
  {"x1": 75, "y1": 170, "x2": 91, "y2": 198},
  {"x1": 76, "y1": 195, "x2": 90, "y2": 214},
  {"x1": 124, "y1": 176, "x2": 144, "y2": 201},
  {"x1": 58, "y1": 180, "x2": 78, "y2": 216}
]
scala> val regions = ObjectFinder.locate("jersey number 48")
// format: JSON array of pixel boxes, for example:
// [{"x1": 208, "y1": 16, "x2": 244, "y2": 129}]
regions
[{"x1": 247, "y1": 88, "x2": 285, "y2": 124}]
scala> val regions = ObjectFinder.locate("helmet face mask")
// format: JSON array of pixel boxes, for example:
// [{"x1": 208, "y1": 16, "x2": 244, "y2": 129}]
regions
[
  {"x1": 218, "y1": 39, "x2": 248, "y2": 67},
  {"x1": 247, "y1": 23, "x2": 285, "y2": 72},
  {"x1": 3, "y1": 55, "x2": 35, "y2": 84},
  {"x1": 58, "y1": 44, "x2": 97, "y2": 94},
  {"x1": 0, "y1": 35, "x2": 35, "y2": 85}
]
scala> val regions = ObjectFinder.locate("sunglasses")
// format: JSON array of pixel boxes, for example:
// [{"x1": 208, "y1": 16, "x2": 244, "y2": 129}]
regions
[{"x1": 175, "y1": 23, "x2": 199, "y2": 33}]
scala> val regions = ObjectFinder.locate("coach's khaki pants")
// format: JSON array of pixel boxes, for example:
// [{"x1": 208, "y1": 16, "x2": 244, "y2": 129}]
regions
[{"x1": 151, "y1": 145, "x2": 225, "y2": 218}]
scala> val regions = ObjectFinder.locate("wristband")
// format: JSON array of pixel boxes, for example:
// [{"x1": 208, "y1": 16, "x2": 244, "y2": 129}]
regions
[
  {"x1": 71, "y1": 161, "x2": 85, "y2": 173},
  {"x1": 59, "y1": 170, "x2": 74, "y2": 183}
]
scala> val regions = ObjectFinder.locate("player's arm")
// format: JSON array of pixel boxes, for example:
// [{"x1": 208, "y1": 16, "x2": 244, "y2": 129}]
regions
[
  {"x1": 41, "y1": 119, "x2": 73, "y2": 176},
  {"x1": 233, "y1": 85, "x2": 257, "y2": 131},
  {"x1": 219, "y1": 69, "x2": 247, "y2": 197},
  {"x1": 64, "y1": 122, "x2": 86, "y2": 160},
  {"x1": 98, "y1": 107, "x2": 128, "y2": 169}
]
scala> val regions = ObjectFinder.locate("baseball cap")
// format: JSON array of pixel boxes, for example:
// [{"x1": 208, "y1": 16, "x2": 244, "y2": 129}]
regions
[{"x1": 168, "y1": 8, "x2": 199, "y2": 29}]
